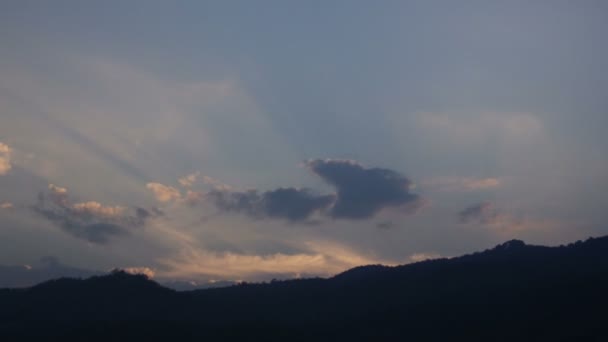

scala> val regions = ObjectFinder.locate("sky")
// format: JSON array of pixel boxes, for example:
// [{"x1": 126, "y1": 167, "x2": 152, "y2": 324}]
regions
[{"x1": 1, "y1": 0, "x2": 607, "y2": 286}]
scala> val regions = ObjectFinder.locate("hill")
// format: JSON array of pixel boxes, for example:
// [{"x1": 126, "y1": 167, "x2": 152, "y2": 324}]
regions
[{"x1": 1, "y1": 236, "x2": 608, "y2": 341}]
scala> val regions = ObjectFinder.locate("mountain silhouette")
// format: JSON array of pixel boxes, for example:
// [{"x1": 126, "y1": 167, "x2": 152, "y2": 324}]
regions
[{"x1": 2, "y1": 236, "x2": 608, "y2": 341}]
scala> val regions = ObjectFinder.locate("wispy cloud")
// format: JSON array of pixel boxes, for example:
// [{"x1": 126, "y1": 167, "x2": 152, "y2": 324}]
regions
[
  {"x1": 158, "y1": 239, "x2": 391, "y2": 281},
  {"x1": 458, "y1": 202, "x2": 502, "y2": 225},
  {"x1": 0, "y1": 202, "x2": 14, "y2": 210},
  {"x1": 0, "y1": 142, "x2": 12, "y2": 175},
  {"x1": 458, "y1": 202, "x2": 560, "y2": 234},
  {"x1": 416, "y1": 112, "x2": 544, "y2": 146},
  {"x1": 422, "y1": 177, "x2": 502, "y2": 192}
]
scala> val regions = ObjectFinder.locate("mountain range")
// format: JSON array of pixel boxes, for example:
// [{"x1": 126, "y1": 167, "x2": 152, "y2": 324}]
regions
[{"x1": 1, "y1": 236, "x2": 607, "y2": 341}]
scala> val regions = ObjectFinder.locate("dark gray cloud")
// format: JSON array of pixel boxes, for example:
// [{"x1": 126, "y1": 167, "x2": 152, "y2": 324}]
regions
[
  {"x1": 376, "y1": 221, "x2": 395, "y2": 229},
  {"x1": 458, "y1": 202, "x2": 498, "y2": 224},
  {"x1": 31, "y1": 187, "x2": 160, "y2": 244},
  {"x1": 32, "y1": 205, "x2": 129, "y2": 244},
  {"x1": 208, "y1": 190, "x2": 259, "y2": 217},
  {"x1": 208, "y1": 159, "x2": 422, "y2": 222},
  {"x1": 262, "y1": 188, "x2": 335, "y2": 221},
  {"x1": 209, "y1": 187, "x2": 334, "y2": 222},
  {"x1": 66, "y1": 222, "x2": 126, "y2": 244},
  {"x1": 134, "y1": 207, "x2": 164, "y2": 221},
  {"x1": 305, "y1": 159, "x2": 421, "y2": 219}
]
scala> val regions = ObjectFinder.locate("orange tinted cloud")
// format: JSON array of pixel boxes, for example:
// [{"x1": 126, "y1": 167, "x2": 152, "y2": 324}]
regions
[
  {"x1": 158, "y1": 239, "x2": 392, "y2": 281},
  {"x1": 178, "y1": 172, "x2": 200, "y2": 187},
  {"x1": 0, "y1": 202, "x2": 14, "y2": 209},
  {"x1": 0, "y1": 142, "x2": 12, "y2": 175},
  {"x1": 123, "y1": 267, "x2": 155, "y2": 278},
  {"x1": 72, "y1": 201, "x2": 125, "y2": 218},
  {"x1": 146, "y1": 182, "x2": 182, "y2": 202},
  {"x1": 423, "y1": 177, "x2": 502, "y2": 192}
]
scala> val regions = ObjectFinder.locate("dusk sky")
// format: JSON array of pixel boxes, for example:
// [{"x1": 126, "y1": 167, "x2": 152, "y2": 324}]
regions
[{"x1": 1, "y1": 1, "x2": 607, "y2": 285}]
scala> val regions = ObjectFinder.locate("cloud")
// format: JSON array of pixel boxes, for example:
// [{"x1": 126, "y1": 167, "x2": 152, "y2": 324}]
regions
[
  {"x1": 0, "y1": 142, "x2": 12, "y2": 175},
  {"x1": 416, "y1": 112, "x2": 544, "y2": 145},
  {"x1": 32, "y1": 184, "x2": 157, "y2": 244},
  {"x1": 195, "y1": 159, "x2": 422, "y2": 222},
  {"x1": 408, "y1": 252, "x2": 442, "y2": 263},
  {"x1": 134, "y1": 206, "x2": 164, "y2": 221},
  {"x1": 463, "y1": 178, "x2": 501, "y2": 190},
  {"x1": 178, "y1": 172, "x2": 232, "y2": 191},
  {"x1": 0, "y1": 143, "x2": 10, "y2": 154},
  {"x1": 183, "y1": 190, "x2": 204, "y2": 206},
  {"x1": 48, "y1": 184, "x2": 68, "y2": 194},
  {"x1": 178, "y1": 172, "x2": 200, "y2": 187},
  {"x1": 458, "y1": 201, "x2": 530, "y2": 230},
  {"x1": 151, "y1": 174, "x2": 232, "y2": 206},
  {"x1": 72, "y1": 201, "x2": 125, "y2": 218},
  {"x1": 305, "y1": 159, "x2": 422, "y2": 219},
  {"x1": 0, "y1": 202, "x2": 14, "y2": 210},
  {"x1": 158, "y1": 239, "x2": 391, "y2": 281},
  {"x1": 123, "y1": 267, "x2": 155, "y2": 279},
  {"x1": 150, "y1": 160, "x2": 421, "y2": 223},
  {"x1": 458, "y1": 202, "x2": 499, "y2": 224},
  {"x1": 63, "y1": 222, "x2": 127, "y2": 244},
  {"x1": 201, "y1": 175, "x2": 232, "y2": 191},
  {"x1": 48, "y1": 183, "x2": 68, "y2": 206},
  {"x1": 32, "y1": 204, "x2": 128, "y2": 244},
  {"x1": 456, "y1": 201, "x2": 573, "y2": 239},
  {"x1": 422, "y1": 177, "x2": 502, "y2": 192},
  {"x1": 208, "y1": 187, "x2": 335, "y2": 222},
  {"x1": 146, "y1": 182, "x2": 182, "y2": 202},
  {"x1": 376, "y1": 221, "x2": 395, "y2": 229}
]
